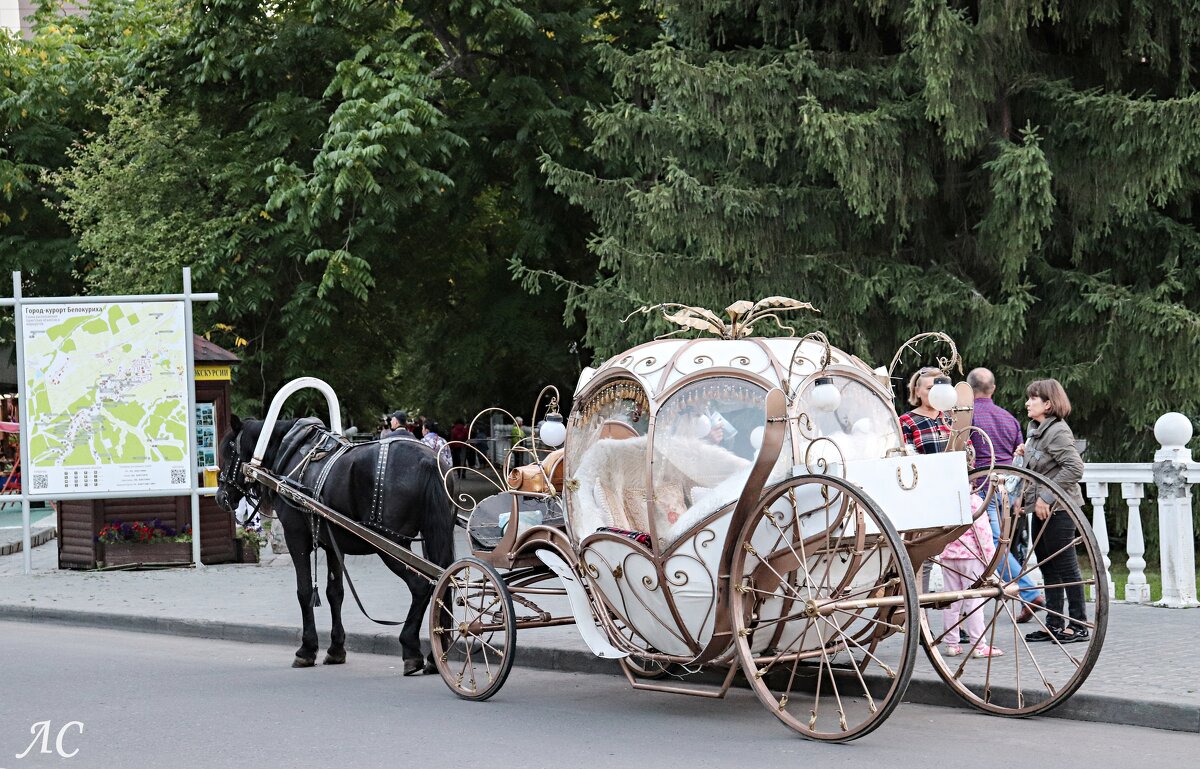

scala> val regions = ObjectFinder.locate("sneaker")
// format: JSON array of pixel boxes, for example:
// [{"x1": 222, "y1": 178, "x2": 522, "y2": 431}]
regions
[
  {"x1": 1052, "y1": 626, "x2": 1090, "y2": 644},
  {"x1": 973, "y1": 644, "x2": 1005, "y2": 658},
  {"x1": 1025, "y1": 629, "x2": 1054, "y2": 642},
  {"x1": 945, "y1": 644, "x2": 963, "y2": 657}
]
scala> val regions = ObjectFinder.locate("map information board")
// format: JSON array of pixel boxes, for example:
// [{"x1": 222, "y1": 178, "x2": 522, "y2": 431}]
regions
[{"x1": 22, "y1": 302, "x2": 191, "y2": 495}]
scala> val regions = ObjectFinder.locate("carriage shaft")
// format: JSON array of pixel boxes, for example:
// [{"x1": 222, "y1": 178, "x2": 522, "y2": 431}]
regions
[{"x1": 244, "y1": 464, "x2": 444, "y2": 582}]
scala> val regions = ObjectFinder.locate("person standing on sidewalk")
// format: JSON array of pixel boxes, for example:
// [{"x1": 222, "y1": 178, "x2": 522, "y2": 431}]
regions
[
  {"x1": 967, "y1": 367, "x2": 1045, "y2": 621},
  {"x1": 422, "y1": 421, "x2": 452, "y2": 468},
  {"x1": 1016, "y1": 378, "x2": 1089, "y2": 643},
  {"x1": 382, "y1": 411, "x2": 416, "y2": 440},
  {"x1": 449, "y1": 418, "x2": 469, "y2": 476}
]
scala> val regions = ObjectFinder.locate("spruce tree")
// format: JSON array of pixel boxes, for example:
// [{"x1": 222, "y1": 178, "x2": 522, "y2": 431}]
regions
[{"x1": 539, "y1": 0, "x2": 1200, "y2": 465}]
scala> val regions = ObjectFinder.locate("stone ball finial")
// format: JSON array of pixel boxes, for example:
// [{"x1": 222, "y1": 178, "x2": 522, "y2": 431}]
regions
[{"x1": 1154, "y1": 412, "x2": 1193, "y2": 449}]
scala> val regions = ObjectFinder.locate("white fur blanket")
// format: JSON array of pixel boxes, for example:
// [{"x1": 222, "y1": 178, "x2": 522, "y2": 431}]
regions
[
  {"x1": 570, "y1": 433, "x2": 783, "y2": 547},
  {"x1": 569, "y1": 436, "x2": 652, "y2": 537}
]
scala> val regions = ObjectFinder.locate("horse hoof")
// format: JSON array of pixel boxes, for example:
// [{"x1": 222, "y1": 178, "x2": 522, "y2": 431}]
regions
[
  {"x1": 292, "y1": 656, "x2": 317, "y2": 668},
  {"x1": 323, "y1": 651, "x2": 346, "y2": 665},
  {"x1": 403, "y1": 658, "x2": 423, "y2": 676},
  {"x1": 422, "y1": 660, "x2": 437, "y2": 675}
]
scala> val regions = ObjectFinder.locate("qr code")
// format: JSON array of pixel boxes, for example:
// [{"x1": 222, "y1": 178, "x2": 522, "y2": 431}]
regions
[
  {"x1": 171, "y1": 468, "x2": 187, "y2": 485},
  {"x1": 32, "y1": 474, "x2": 49, "y2": 490}
]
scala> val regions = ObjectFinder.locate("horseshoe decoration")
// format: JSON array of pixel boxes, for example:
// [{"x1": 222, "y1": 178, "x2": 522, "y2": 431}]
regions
[{"x1": 896, "y1": 463, "x2": 919, "y2": 491}]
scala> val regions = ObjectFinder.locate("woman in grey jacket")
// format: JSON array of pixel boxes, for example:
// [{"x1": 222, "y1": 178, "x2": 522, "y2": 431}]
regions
[{"x1": 1014, "y1": 379, "x2": 1089, "y2": 643}]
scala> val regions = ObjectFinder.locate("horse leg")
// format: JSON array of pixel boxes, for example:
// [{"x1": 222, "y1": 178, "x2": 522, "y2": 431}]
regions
[
  {"x1": 284, "y1": 522, "x2": 320, "y2": 668},
  {"x1": 393, "y1": 563, "x2": 432, "y2": 675},
  {"x1": 323, "y1": 544, "x2": 347, "y2": 665}
]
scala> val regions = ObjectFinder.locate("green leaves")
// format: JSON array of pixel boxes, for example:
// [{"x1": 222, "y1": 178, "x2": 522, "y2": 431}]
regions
[
  {"x1": 541, "y1": 0, "x2": 1200, "y2": 466},
  {"x1": 978, "y1": 125, "x2": 1054, "y2": 286}
]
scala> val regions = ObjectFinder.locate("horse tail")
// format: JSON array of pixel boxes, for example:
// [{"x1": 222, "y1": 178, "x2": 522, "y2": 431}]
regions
[{"x1": 416, "y1": 453, "x2": 456, "y2": 568}]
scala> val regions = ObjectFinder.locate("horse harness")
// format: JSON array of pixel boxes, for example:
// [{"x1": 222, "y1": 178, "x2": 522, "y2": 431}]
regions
[{"x1": 275, "y1": 421, "x2": 430, "y2": 543}]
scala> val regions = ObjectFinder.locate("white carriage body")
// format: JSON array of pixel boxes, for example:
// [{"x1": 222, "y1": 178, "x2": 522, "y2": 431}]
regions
[{"x1": 564, "y1": 336, "x2": 973, "y2": 659}]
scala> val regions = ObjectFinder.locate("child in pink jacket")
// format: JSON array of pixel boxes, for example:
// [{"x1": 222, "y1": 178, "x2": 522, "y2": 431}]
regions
[{"x1": 941, "y1": 494, "x2": 1004, "y2": 658}]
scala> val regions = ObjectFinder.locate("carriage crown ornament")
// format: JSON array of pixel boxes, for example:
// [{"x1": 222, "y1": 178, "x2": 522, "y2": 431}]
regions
[{"x1": 625, "y1": 296, "x2": 819, "y2": 340}]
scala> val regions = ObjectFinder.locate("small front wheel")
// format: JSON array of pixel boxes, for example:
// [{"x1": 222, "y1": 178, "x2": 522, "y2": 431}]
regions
[{"x1": 430, "y1": 557, "x2": 516, "y2": 701}]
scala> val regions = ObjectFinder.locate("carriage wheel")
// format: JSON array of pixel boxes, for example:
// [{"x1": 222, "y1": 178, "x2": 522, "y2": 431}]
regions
[
  {"x1": 919, "y1": 465, "x2": 1109, "y2": 716},
  {"x1": 430, "y1": 557, "x2": 516, "y2": 701},
  {"x1": 729, "y1": 475, "x2": 919, "y2": 742}
]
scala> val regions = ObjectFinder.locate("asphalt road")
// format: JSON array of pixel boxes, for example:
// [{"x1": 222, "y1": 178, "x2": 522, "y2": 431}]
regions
[{"x1": 0, "y1": 621, "x2": 1194, "y2": 769}]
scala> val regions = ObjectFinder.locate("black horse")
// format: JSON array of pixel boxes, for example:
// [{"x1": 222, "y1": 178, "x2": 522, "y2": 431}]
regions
[{"x1": 216, "y1": 416, "x2": 455, "y2": 674}]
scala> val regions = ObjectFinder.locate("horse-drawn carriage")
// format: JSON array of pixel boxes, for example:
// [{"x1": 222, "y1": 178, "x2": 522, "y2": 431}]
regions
[{"x1": 219, "y1": 298, "x2": 1107, "y2": 742}]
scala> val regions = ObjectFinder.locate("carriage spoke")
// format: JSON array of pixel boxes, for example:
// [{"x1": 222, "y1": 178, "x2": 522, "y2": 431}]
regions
[
  {"x1": 754, "y1": 618, "x2": 816, "y2": 679},
  {"x1": 1011, "y1": 536, "x2": 1084, "y2": 584},
  {"x1": 927, "y1": 555, "x2": 980, "y2": 584},
  {"x1": 999, "y1": 597, "x2": 1065, "y2": 696},
  {"x1": 928, "y1": 592, "x2": 995, "y2": 648},
  {"x1": 827, "y1": 606, "x2": 906, "y2": 634},
  {"x1": 818, "y1": 614, "x2": 892, "y2": 693},
  {"x1": 1011, "y1": 595, "x2": 1097, "y2": 633},
  {"x1": 1032, "y1": 579, "x2": 1096, "y2": 592},
  {"x1": 949, "y1": 594, "x2": 1005, "y2": 681}
]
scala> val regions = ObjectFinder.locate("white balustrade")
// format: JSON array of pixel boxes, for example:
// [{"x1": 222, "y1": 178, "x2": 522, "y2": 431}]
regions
[
  {"x1": 1121, "y1": 482, "x2": 1150, "y2": 602},
  {"x1": 1078, "y1": 412, "x2": 1199, "y2": 608},
  {"x1": 1084, "y1": 480, "x2": 1115, "y2": 601}
]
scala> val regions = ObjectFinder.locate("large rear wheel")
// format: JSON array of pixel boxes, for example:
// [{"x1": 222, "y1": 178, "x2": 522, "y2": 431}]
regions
[
  {"x1": 919, "y1": 465, "x2": 1108, "y2": 715},
  {"x1": 430, "y1": 557, "x2": 516, "y2": 701},
  {"x1": 729, "y1": 475, "x2": 919, "y2": 741}
]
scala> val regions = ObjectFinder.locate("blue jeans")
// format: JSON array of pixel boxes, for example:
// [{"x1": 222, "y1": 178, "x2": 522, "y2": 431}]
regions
[{"x1": 987, "y1": 496, "x2": 1042, "y2": 604}]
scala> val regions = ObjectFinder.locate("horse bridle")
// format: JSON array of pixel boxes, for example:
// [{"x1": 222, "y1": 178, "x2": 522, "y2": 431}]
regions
[{"x1": 219, "y1": 447, "x2": 263, "y2": 522}]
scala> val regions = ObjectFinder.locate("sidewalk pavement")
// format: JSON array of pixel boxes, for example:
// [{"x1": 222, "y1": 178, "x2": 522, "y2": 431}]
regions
[{"x1": 1, "y1": 528, "x2": 1197, "y2": 734}]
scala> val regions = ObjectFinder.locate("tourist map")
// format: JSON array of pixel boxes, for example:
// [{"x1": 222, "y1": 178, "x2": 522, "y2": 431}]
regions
[{"x1": 22, "y1": 302, "x2": 191, "y2": 495}]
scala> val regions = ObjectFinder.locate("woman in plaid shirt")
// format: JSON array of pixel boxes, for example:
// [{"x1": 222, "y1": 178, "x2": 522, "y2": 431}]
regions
[{"x1": 898, "y1": 366, "x2": 951, "y2": 454}]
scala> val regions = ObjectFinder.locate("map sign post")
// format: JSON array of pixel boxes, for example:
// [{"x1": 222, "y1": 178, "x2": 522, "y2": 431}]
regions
[{"x1": 3, "y1": 270, "x2": 218, "y2": 574}]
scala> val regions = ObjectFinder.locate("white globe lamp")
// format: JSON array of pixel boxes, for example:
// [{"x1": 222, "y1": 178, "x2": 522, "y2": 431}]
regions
[
  {"x1": 811, "y1": 376, "x2": 841, "y2": 413},
  {"x1": 539, "y1": 413, "x2": 567, "y2": 448},
  {"x1": 929, "y1": 376, "x2": 958, "y2": 412}
]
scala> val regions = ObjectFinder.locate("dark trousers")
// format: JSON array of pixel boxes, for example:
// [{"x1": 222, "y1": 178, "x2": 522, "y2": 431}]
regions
[{"x1": 1032, "y1": 509, "x2": 1086, "y2": 630}]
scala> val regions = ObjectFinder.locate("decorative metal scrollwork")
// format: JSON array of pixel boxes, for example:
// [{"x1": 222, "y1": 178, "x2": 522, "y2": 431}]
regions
[{"x1": 887, "y1": 331, "x2": 962, "y2": 380}]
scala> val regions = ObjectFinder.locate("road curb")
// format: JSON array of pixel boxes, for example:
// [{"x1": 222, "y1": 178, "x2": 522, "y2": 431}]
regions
[
  {"x1": 0, "y1": 527, "x2": 56, "y2": 556},
  {"x1": 3, "y1": 605, "x2": 1195, "y2": 734}
]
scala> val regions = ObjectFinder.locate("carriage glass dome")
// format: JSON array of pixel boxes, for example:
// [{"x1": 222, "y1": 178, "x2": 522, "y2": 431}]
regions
[
  {"x1": 564, "y1": 380, "x2": 650, "y2": 543},
  {"x1": 651, "y1": 377, "x2": 787, "y2": 547},
  {"x1": 793, "y1": 371, "x2": 902, "y2": 468}
]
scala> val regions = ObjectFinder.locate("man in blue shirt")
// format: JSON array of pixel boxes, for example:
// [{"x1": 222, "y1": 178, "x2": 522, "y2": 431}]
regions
[{"x1": 968, "y1": 368, "x2": 1045, "y2": 621}]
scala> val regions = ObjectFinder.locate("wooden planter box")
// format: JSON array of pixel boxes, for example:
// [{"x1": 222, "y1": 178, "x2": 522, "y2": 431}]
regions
[
  {"x1": 234, "y1": 539, "x2": 260, "y2": 564},
  {"x1": 100, "y1": 542, "x2": 194, "y2": 568},
  {"x1": 59, "y1": 496, "x2": 234, "y2": 569}
]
